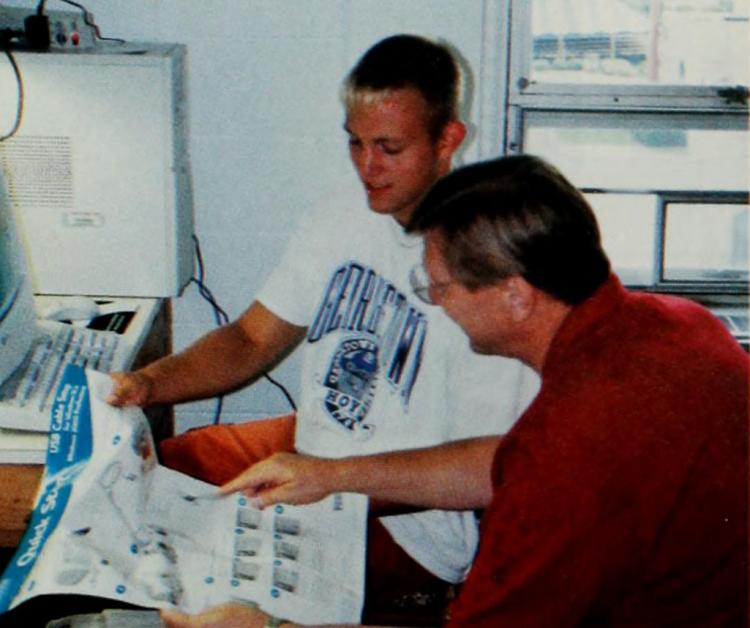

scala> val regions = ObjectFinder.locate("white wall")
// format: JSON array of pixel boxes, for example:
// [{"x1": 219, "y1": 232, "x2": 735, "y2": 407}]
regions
[{"x1": 4, "y1": 0, "x2": 508, "y2": 432}]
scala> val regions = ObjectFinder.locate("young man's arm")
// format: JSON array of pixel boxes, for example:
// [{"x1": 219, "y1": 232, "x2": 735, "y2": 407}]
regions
[
  {"x1": 220, "y1": 436, "x2": 501, "y2": 511},
  {"x1": 108, "y1": 301, "x2": 306, "y2": 407}
]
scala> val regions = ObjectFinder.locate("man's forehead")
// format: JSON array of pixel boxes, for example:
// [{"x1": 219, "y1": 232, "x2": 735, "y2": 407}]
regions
[
  {"x1": 345, "y1": 88, "x2": 431, "y2": 129},
  {"x1": 345, "y1": 87, "x2": 397, "y2": 109}
]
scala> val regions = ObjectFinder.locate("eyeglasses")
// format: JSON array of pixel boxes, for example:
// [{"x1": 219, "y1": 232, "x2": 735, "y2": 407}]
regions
[{"x1": 409, "y1": 263, "x2": 456, "y2": 305}]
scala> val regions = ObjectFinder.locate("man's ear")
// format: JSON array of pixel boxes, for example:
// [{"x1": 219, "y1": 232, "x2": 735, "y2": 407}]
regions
[
  {"x1": 438, "y1": 120, "x2": 467, "y2": 160},
  {"x1": 504, "y1": 276, "x2": 535, "y2": 323}
]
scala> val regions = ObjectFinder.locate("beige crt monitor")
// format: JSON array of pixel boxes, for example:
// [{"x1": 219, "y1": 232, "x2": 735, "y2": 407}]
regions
[{"x1": 0, "y1": 42, "x2": 194, "y2": 297}]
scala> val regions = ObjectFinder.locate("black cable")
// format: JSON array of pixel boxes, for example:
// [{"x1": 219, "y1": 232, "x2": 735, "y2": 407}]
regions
[
  {"x1": 263, "y1": 371, "x2": 297, "y2": 412},
  {"x1": 190, "y1": 235, "x2": 297, "y2": 423},
  {"x1": 0, "y1": 47, "x2": 23, "y2": 142},
  {"x1": 191, "y1": 277, "x2": 229, "y2": 326},
  {"x1": 192, "y1": 234, "x2": 229, "y2": 326},
  {"x1": 39, "y1": 0, "x2": 126, "y2": 43},
  {"x1": 190, "y1": 234, "x2": 226, "y2": 424}
]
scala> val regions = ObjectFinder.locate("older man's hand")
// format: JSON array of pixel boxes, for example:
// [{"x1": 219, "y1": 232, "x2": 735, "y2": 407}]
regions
[{"x1": 218, "y1": 452, "x2": 340, "y2": 508}]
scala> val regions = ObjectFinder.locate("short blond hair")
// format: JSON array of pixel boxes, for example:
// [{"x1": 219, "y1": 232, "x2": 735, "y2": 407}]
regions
[{"x1": 342, "y1": 34, "x2": 461, "y2": 140}]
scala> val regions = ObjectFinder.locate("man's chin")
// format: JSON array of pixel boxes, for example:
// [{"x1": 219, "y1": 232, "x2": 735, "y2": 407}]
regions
[
  {"x1": 366, "y1": 202, "x2": 416, "y2": 226},
  {"x1": 365, "y1": 198, "x2": 395, "y2": 213},
  {"x1": 468, "y1": 338, "x2": 494, "y2": 355},
  {"x1": 367, "y1": 204, "x2": 402, "y2": 220}
]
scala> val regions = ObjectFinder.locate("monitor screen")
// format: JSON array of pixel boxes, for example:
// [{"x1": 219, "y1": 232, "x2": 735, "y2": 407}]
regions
[{"x1": 0, "y1": 170, "x2": 36, "y2": 388}]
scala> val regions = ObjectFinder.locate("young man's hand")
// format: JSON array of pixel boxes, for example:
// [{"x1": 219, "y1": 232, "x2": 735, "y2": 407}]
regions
[
  {"x1": 107, "y1": 371, "x2": 153, "y2": 407},
  {"x1": 160, "y1": 603, "x2": 274, "y2": 627}
]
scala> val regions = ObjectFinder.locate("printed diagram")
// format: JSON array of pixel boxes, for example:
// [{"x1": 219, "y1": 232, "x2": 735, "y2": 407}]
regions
[
  {"x1": 0, "y1": 369, "x2": 367, "y2": 624},
  {"x1": 45, "y1": 419, "x2": 184, "y2": 606},
  {"x1": 97, "y1": 460, "x2": 182, "y2": 604},
  {"x1": 232, "y1": 505, "x2": 303, "y2": 596}
]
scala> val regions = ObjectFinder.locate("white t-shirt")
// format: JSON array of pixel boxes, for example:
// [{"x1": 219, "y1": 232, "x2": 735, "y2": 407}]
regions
[{"x1": 257, "y1": 187, "x2": 539, "y2": 583}]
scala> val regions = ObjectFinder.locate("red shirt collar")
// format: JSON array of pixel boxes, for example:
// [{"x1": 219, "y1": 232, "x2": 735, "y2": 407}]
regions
[{"x1": 542, "y1": 274, "x2": 627, "y2": 378}]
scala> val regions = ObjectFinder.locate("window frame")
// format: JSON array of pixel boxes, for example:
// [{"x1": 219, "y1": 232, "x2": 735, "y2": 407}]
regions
[{"x1": 503, "y1": 0, "x2": 749, "y2": 299}]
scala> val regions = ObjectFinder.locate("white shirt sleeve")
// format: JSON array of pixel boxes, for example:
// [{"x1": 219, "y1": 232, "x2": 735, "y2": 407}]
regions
[
  {"x1": 255, "y1": 203, "x2": 335, "y2": 327},
  {"x1": 442, "y1": 322, "x2": 540, "y2": 441}
]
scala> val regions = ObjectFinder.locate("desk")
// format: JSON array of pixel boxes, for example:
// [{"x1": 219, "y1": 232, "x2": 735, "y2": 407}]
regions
[{"x1": 0, "y1": 296, "x2": 172, "y2": 547}]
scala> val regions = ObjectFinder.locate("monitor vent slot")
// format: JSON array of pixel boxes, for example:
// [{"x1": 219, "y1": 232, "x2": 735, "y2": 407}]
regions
[{"x1": 0, "y1": 136, "x2": 74, "y2": 210}]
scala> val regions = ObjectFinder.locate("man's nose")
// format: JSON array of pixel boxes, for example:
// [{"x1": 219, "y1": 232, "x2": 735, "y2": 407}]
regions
[{"x1": 358, "y1": 148, "x2": 383, "y2": 177}]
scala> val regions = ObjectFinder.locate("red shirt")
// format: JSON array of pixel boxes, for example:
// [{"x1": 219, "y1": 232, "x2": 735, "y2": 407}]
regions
[{"x1": 449, "y1": 276, "x2": 748, "y2": 627}]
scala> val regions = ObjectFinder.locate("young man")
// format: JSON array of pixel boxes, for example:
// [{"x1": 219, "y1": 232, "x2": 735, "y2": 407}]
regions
[
  {"x1": 170, "y1": 155, "x2": 747, "y2": 627},
  {"x1": 108, "y1": 35, "x2": 537, "y2": 620}
]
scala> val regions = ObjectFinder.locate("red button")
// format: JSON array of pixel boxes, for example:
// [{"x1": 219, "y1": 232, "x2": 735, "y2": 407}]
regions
[{"x1": 71, "y1": 32, "x2": 80, "y2": 46}]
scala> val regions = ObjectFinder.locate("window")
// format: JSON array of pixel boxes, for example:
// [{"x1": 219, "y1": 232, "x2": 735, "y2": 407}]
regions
[
  {"x1": 527, "y1": 0, "x2": 748, "y2": 87},
  {"x1": 504, "y1": 0, "x2": 749, "y2": 301}
]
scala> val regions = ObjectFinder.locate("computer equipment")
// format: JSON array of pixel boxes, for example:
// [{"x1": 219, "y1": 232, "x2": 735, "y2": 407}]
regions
[
  {"x1": 0, "y1": 42, "x2": 194, "y2": 297},
  {"x1": 0, "y1": 169, "x2": 36, "y2": 389},
  {"x1": 37, "y1": 296, "x2": 100, "y2": 322},
  {"x1": 0, "y1": 171, "x2": 124, "y2": 432},
  {"x1": 0, "y1": 5, "x2": 98, "y2": 50}
]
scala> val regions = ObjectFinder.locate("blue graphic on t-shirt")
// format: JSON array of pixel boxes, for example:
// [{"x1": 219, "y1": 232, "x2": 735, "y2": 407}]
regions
[
  {"x1": 323, "y1": 337, "x2": 378, "y2": 433},
  {"x1": 309, "y1": 262, "x2": 426, "y2": 434}
]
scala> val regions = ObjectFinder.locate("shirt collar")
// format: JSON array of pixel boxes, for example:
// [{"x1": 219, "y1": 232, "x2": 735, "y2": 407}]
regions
[{"x1": 542, "y1": 274, "x2": 627, "y2": 378}]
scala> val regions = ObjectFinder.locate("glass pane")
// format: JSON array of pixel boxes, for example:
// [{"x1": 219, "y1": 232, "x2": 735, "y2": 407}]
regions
[
  {"x1": 525, "y1": 115, "x2": 749, "y2": 191},
  {"x1": 664, "y1": 203, "x2": 749, "y2": 281},
  {"x1": 585, "y1": 192, "x2": 657, "y2": 285},
  {"x1": 530, "y1": 0, "x2": 749, "y2": 85}
]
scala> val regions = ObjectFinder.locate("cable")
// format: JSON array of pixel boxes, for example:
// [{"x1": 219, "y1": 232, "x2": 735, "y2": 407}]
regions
[
  {"x1": 0, "y1": 47, "x2": 23, "y2": 142},
  {"x1": 38, "y1": 0, "x2": 126, "y2": 43},
  {"x1": 57, "y1": 0, "x2": 125, "y2": 43},
  {"x1": 190, "y1": 235, "x2": 297, "y2": 423},
  {"x1": 190, "y1": 234, "x2": 227, "y2": 424},
  {"x1": 263, "y1": 371, "x2": 298, "y2": 413},
  {"x1": 191, "y1": 234, "x2": 229, "y2": 326}
]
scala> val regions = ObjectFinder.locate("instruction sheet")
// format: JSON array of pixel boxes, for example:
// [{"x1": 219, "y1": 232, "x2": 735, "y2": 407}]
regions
[{"x1": 0, "y1": 367, "x2": 367, "y2": 624}]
